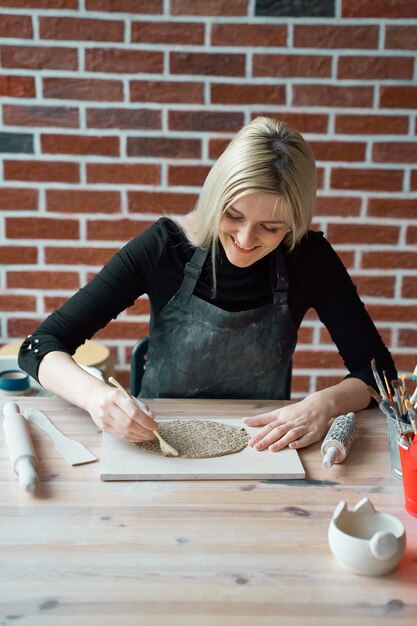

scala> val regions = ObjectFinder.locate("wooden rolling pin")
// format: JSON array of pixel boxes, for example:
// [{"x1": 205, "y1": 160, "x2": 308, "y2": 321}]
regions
[{"x1": 3, "y1": 401, "x2": 39, "y2": 492}]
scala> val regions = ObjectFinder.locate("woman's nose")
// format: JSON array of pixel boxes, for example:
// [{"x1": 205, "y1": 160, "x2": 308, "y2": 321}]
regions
[{"x1": 236, "y1": 224, "x2": 256, "y2": 247}]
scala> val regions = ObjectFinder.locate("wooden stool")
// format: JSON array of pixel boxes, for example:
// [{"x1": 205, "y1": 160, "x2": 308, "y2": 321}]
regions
[
  {"x1": 0, "y1": 341, "x2": 23, "y2": 356},
  {"x1": 73, "y1": 340, "x2": 115, "y2": 382},
  {"x1": 0, "y1": 339, "x2": 115, "y2": 382}
]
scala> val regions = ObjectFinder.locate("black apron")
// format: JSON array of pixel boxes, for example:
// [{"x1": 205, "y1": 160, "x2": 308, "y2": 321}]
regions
[{"x1": 139, "y1": 245, "x2": 297, "y2": 400}]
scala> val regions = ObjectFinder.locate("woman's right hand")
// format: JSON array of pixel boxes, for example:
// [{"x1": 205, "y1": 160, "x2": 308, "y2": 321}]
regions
[{"x1": 85, "y1": 384, "x2": 157, "y2": 442}]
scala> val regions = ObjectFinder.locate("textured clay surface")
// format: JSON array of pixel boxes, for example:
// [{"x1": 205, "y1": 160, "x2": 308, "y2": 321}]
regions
[{"x1": 134, "y1": 419, "x2": 250, "y2": 458}]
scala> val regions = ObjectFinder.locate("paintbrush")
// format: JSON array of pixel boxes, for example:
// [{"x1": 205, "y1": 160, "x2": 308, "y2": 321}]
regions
[
  {"x1": 404, "y1": 399, "x2": 417, "y2": 435},
  {"x1": 411, "y1": 364, "x2": 417, "y2": 405},
  {"x1": 382, "y1": 370, "x2": 394, "y2": 403},
  {"x1": 370, "y1": 359, "x2": 389, "y2": 401},
  {"x1": 399, "y1": 374, "x2": 408, "y2": 393},
  {"x1": 391, "y1": 380, "x2": 406, "y2": 420},
  {"x1": 367, "y1": 385, "x2": 403, "y2": 432},
  {"x1": 367, "y1": 385, "x2": 382, "y2": 405}
]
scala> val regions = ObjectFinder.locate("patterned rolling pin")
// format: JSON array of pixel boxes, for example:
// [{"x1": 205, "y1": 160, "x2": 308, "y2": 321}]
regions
[{"x1": 321, "y1": 412, "x2": 357, "y2": 469}]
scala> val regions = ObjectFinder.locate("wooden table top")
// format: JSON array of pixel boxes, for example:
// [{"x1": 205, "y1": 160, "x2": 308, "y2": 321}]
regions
[{"x1": 1, "y1": 395, "x2": 416, "y2": 626}]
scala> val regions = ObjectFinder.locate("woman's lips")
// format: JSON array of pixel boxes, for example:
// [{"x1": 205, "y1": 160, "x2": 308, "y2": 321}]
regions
[{"x1": 230, "y1": 235, "x2": 258, "y2": 254}]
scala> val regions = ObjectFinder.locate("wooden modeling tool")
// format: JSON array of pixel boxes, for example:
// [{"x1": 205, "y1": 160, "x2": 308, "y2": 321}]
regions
[
  {"x1": 3, "y1": 402, "x2": 39, "y2": 492},
  {"x1": 25, "y1": 408, "x2": 97, "y2": 466},
  {"x1": 108, "y1": 376, "x2": 179, "y2": 457}
]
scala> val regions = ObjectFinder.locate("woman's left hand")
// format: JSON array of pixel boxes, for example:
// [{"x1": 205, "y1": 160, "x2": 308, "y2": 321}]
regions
[{"x1": 243, "y1": 399, "x2": 335, "y2": 451}]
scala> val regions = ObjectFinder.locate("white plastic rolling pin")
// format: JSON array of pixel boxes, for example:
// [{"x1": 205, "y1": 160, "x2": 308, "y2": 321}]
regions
[
  {"x1": 321, "y1": 412, "x2": 357, "y2": 469},
  {"x1": 3, "y1": 401, "x2": 39, "y2": 492}
]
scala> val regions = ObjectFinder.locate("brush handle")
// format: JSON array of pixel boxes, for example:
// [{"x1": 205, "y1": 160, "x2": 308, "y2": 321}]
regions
[{"x1": 3, "y1": 402, "x2": 38, "y2": 492}]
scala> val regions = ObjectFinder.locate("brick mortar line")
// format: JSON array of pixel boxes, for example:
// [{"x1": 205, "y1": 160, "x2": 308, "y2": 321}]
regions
[
  {"x1": 247, "y1": 0, "x2": 256, "y2": 19},
  {"x1": 378, "y1": 21, "x2": 385, "y2": 51},
  {"x1": 2, "y1": 66, "x2": 417, "y2": 79},
  {"x1": 79, "y1": 160, "x2": 86, "y2": 186},
  {"x1": 78, "y1": 46, "x2": 85, "y2": 73},
  {"x1": 0, "y1": 42, "x2": 408, "y2": 55},
  {"x1": 31, "y1": 12, "x2": 39, "y2": 40},
  {"x1": 2, "y1": 45, "x2": 416, "y2": 56},
  {"x1": 1, "y1": 186, "x2": 416, "y2": 199},
  {"x1": 38, "y1": 186, "x2": 45, "y2": 212},
  {"x1": 2, "y1": 100, "x2": 417, "y2": 113},
  {"x1": 2, "y1": 102, "x2": 414, "y2": 114},
  {"x1": 403, "y1": 169, "x2": 411, "y2": 193},
  {"x1": 0, "y1": 147, "x2": 417, "y2": 160},
  {"x1": 2, "y1": 139, "x2": 417, "y2": 152},
  {"x1": 15, "y1": 130, "x2": 417, "y2": 142},
  {"x1": 1, "y1": 71, "x2": 416, "y2": 90},
  {"x1": 398, "y1": 220, "x2": 406, "y2": 250},
  {"x1": 0, "y1": 8, "x2": 416, "y2": 25}
]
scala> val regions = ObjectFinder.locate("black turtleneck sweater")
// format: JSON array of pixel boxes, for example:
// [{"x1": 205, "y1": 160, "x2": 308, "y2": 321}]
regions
[{"x1": 18, "y1": 217, "x2": 396, "y2": 392}]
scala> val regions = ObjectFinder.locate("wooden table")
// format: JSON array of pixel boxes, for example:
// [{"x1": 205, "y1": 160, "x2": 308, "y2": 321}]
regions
[{"x1": 1, "y1": 396, "x2": 416, "y2": 626}]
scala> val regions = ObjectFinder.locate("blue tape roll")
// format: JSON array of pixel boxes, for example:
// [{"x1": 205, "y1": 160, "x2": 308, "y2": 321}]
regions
[{"x1": 0, "y1": 370, "x2": 30, "y2": 392}]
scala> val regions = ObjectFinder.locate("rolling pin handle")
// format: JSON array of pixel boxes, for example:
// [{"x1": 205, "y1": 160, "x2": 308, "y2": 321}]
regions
[
  {"x1": 15, "y1": 456, "x2": 38, "y2": 492},
  {"x1": 323, "y1": 446, "x2": 339, "y2": 469},
  {"x1": 3, "y1": 401, "x2": 39, "y2": 493},
  {"x1": 3, "y1": 401, "x2": 20, "y2": 418}
]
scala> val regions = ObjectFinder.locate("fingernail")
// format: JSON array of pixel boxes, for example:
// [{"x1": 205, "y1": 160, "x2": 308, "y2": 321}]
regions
[{"x1": 255, "y1": 443, "x2": 262, "y2": 450}]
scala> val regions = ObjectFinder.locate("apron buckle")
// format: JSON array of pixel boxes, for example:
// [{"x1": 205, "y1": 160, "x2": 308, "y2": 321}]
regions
[{"x1": 184, "y1": 260, "x2": 202, "y2": 280}]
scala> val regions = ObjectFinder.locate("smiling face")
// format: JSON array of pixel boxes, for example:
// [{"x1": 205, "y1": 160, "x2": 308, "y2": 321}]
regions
[{"x1": 218, "y1": 193, "x2": 290, "y2": 268}]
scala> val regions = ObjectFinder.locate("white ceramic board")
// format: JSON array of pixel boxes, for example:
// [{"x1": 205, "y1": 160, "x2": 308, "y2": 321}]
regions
[{"x1": 100, "y1": 418, "x2": 305, "y2": 481}]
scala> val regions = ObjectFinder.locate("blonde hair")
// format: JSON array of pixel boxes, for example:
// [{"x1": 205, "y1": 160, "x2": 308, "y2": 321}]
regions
[{"x1": 185, "y1": 117, "x2": 316, "y2": 260}]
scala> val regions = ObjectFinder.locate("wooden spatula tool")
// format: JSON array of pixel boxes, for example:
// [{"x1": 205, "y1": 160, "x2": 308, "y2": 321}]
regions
[
  {"x1": 25, "y1": 408, "x2": 97, "y2": 466},
  {"x1": 108, "y1": 376, "x2": 179, "y2": 457}
]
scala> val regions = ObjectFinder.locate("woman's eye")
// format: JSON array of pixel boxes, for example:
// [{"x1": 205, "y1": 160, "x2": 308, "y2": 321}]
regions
[
  {"x1": 225, "y1": 211, "x2": 242, "y2": 221},
  {"x1": 262, "y1": 225, "x2": 279, "y2": 233}
]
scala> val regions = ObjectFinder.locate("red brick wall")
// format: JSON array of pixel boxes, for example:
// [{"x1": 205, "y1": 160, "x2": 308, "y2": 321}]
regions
[{"x1": 1, "y1": 0, "x2": 416, "y2": 395}]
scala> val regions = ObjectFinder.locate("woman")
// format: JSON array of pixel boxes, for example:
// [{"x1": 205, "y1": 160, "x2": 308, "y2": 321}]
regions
[{"x1": 18, "y1": 117, "x2": 396, "y2": 452}]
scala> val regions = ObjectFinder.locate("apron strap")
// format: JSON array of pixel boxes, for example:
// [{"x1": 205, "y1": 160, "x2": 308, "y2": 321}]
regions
[
  {"x1": 180, "y1": 245, "x2": 288, "y2": 304},
  {"x1": 180, "y1": 247, "x2": 209, "y2": 295},
  {"x1": 271, "y1": 246, "x2": 289, "y2": 304}
]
